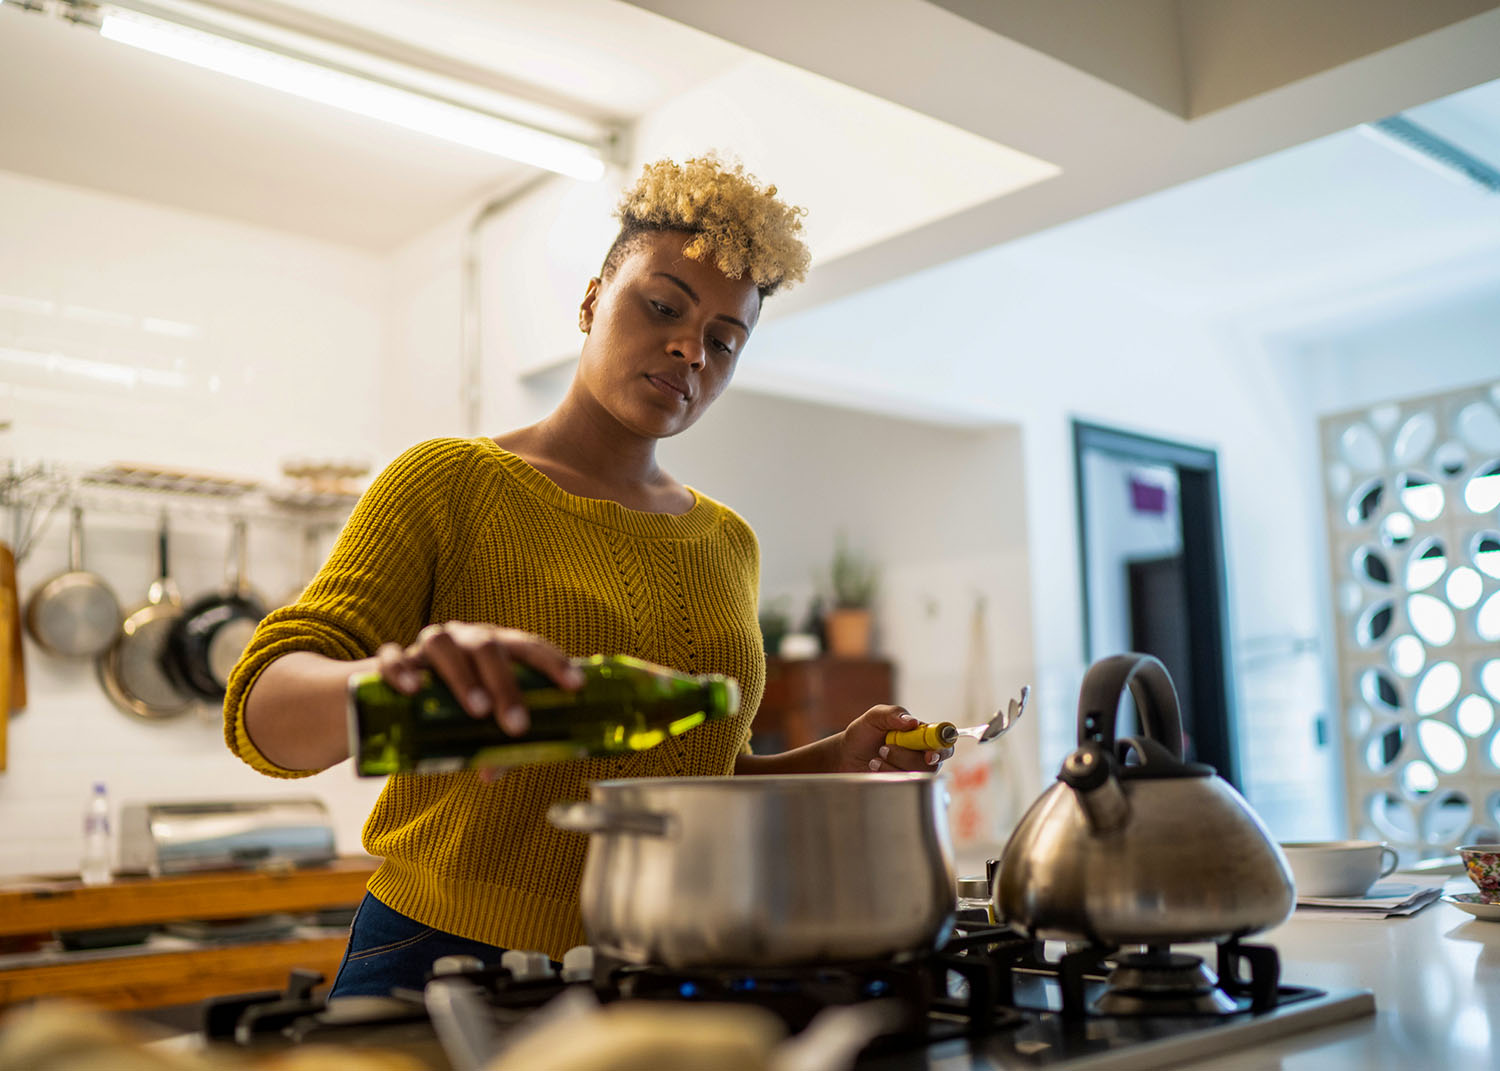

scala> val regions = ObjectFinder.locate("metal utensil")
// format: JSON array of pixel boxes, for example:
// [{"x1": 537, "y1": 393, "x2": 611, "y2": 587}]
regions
[
  {"x1": 24, "y1": 503, "x2": 122, "y2": 658},
  {"x1": 884, "y1": 684, "x2": 1029, "y2": 751},
  {"x1": 99, "y1": 511, "x2": 194, "y2": 721}
]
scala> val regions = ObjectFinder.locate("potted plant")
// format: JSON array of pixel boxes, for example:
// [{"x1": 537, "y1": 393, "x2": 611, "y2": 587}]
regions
[
  {"x1": 757, "y1": 597, "x2": 791, "y2": 657},
  {"x1": 824, "y1": 533, "x2": 879, "y2": 657}
]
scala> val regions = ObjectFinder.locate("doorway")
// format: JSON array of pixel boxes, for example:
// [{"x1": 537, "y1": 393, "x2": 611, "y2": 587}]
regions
[{"x1": 1073, "y1": 421, "x2": 1240, "y2": 788}]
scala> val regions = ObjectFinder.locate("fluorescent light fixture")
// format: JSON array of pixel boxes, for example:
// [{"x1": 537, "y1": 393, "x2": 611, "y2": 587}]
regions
[
  {"x1": 97, "y1": 8, "x2": 607, "y2": 181},
  {"x1": 1359, "y1": 116, "x2": 1500, "y2": 194}
]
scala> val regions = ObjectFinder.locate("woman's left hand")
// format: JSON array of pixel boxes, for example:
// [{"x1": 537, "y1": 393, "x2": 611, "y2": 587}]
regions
[{"x1": 837, "y1": 705, "x2": 953, "y2": 774}]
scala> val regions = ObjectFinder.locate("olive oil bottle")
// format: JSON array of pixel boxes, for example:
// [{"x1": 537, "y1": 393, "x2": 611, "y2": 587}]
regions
[{"x1": 348, "y1": 654, "x2": 740, "y2": 776}]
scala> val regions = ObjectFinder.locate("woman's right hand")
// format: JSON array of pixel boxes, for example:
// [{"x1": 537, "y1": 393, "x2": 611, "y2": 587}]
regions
[{"x1": 375, "y1": 622, "x2": 584, "y2": 737}]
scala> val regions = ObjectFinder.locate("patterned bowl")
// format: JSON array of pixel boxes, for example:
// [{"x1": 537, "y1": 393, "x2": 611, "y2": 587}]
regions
[{"x1": 1458, "y1": 845, "x2": 1500, "y2": 902}]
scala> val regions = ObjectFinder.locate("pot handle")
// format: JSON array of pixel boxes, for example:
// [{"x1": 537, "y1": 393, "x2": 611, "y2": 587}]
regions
[
  {"x1": 1076, "y1": 653, "x2": 1185, "y2": 759},
  {"x1": 226, "y1": 518, "x2": 249, "y2": 596},
  {"x1": 547, "y1": 801, "x2": 673, "y2": 838}
]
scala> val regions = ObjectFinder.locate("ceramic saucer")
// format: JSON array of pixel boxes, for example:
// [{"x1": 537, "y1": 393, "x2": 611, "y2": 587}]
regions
[{"x1": 1443, "y1": 893, "x2": 1500, "y2": 921}]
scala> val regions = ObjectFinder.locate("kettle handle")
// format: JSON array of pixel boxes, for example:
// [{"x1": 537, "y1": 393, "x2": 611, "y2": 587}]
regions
[{"x1": 1076, "y1": 653, "x2": 1185, "y2": 759}]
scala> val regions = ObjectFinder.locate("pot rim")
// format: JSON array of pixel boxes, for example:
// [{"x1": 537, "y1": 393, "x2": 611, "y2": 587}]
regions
[{"x1": 591, "y1": 772, "x2": 938, "y2": 791}]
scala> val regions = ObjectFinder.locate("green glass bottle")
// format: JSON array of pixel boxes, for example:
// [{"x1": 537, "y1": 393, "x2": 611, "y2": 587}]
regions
[{"x1": 348, "y1": 654, "x2": 740, "y2": 776}]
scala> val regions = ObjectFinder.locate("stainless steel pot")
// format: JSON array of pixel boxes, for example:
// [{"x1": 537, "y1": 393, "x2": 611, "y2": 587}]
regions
[
  {"x1": 548, "y1": 773, "x2": 955, "y2": 967},
  {"x1": 996, "y1": 653, "x2": 1294, "y2": 945}
]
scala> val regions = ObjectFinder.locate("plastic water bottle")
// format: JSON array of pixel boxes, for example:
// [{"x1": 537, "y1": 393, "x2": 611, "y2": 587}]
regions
[{"x1": 80, "y1": 782, "x2": 113, "y2": 886}]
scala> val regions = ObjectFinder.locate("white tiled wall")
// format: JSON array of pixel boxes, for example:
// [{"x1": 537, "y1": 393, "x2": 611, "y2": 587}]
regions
[
  {"x1": 659, "y1": 387, "x2": 1039, "y2": 853},
  {"x1": 0, "y1": 170, "x2": 391, "y2": 877},
  {"x1": 0, "y1": 167, "x2": 1045, "y2": 880}
]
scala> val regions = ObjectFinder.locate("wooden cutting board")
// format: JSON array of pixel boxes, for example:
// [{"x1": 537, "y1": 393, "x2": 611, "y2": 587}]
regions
[
  {"x1": 0, "y1": 539, "x2": 23, "y2": 716},
  {"x1": 0, "y1": 576, "x2": 11, "y2": 773}
]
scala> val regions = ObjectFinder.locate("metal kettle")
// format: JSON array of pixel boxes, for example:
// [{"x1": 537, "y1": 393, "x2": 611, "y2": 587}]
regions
[{"x1": 995, "y1": 653, "x2": 1293, "y2": 945}]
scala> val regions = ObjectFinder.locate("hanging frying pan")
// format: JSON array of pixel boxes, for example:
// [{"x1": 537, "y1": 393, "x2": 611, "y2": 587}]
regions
[
  {"x1": 24, "y1": 504, "x2": 123, "y2": 658},
  {"x1": 165, "y1": 518, "x2": 266, "y2": 702},
  {"x1": 99, "y1": 512, "x2": 194, "y2": 720}
]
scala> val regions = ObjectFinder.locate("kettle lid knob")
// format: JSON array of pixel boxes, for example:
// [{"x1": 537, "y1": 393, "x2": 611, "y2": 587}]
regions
[
  {"x1": 1058, "y1": 742, "x2": 1130, "y2": 834},
  {"x1": 1060, "y1": 743, "x2": 1112, "y2": 791}
]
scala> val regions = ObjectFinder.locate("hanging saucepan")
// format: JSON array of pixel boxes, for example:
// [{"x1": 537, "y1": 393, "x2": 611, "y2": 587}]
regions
[
  {"x1": 99, "y1": 511, "x2": 195, "y2": 720},
  {"x1": 24, "y1": 503, "x2": 123, "y2": 658},
  {"x1": 165, "y1": 518, "x2": 266, "y2": 702}
]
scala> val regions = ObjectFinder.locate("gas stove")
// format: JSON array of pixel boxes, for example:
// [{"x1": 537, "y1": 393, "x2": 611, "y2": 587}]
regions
[{"x1": 203, "y1": 922, "x2": 1374, "y2": 1070}]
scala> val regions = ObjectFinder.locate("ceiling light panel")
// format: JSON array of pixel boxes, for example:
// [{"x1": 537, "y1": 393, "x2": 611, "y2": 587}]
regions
[{"x1": 94, "y1": 3, "x2": 609, "y2": 180}]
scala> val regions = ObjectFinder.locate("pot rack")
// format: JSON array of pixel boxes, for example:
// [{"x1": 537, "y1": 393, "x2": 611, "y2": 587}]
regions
[{"x1": 1, "y1": 459, "x2": 362, "y2": 565}]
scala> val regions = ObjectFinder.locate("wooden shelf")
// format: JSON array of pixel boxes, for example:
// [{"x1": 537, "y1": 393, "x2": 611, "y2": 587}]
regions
[
  {"x1": 753, "y1": 656, "x2": 895, "y2": 751},
  {"x1": 0, "y1": 859, "x2": 375, "y2": 1010},
  {"x1": 0, "y1": 936, "x2": 348, "y2": 1010},
  {"x1": 0, "y1": 858, "x2": 377, "y2": 937}
]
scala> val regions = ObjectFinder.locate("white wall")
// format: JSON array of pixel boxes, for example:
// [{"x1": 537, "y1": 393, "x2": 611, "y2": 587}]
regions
[
  {"x1": 1258, "y1": 277, "x2": 1500, "y2": 842},
  {"x1": 734, "y1": 232, "x2": 1350, "y2": 835},
  {"x1": 1276, "y1": 279, "x2": 1500, "y2": 417},
  {"x1": 8, "y1": 104, "x2": 1485, "y2": 879},
  {"x1": 0, "y1": 163, "x2": 1046, "y2": 879},
  {"x1": 656, "y1": 388, "x2": 1035, "y2": 732},
  {"x1": 661, "y1": 388, "x2": 1037, "y2": 859},
  {"x1": 373, "y1": 136, "x2": 1370, "y2": 840},
  {"x1": 0, "y1": 171, "x2": 390, "y2": 878}
]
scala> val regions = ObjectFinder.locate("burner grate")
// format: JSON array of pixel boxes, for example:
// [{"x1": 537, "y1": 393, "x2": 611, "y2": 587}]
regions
[{"x1": 202, "y1": 921, "x2": 1365, "y2": 1071}]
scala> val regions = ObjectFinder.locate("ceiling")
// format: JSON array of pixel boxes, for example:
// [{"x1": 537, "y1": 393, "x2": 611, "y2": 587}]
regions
[
  {"x1": 927, "y1": 0, "x2": 1500, "y2": 118},
  {"x1": 630, "y1": 0, "x2": 1500, "y2": 322},
  {"x1": 3, "y1": 0, "x2": 1500, "y2": 295},
  {"x1": 1003, "y1": 75, "x2": 1500, "y2": 331},
  {"x1": 0, "y1": 0, "x2": 1062, "y2": 257},
  {"x1": 721, "y1": 70, "x2": 1500, "y2": 428},
  {"x1": 0, "y1": 0, "x2": 745, "y2": 248}
]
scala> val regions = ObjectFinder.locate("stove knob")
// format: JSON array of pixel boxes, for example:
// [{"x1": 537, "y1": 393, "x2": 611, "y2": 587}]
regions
[
  {"x1": 431, "y1": 954, "x2": 485, "y2": 977},
  {"x1": 501, "y1": 949, "x2": 555, "y2": 982},
  {"x1": 561, "y1": 946, "x2": 594, "y2": 983}
]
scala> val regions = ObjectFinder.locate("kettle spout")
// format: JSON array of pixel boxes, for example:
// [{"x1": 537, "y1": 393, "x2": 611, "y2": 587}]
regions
[{"x1": 1059, "y1": 743, "x2": 1129, "y2": 834}]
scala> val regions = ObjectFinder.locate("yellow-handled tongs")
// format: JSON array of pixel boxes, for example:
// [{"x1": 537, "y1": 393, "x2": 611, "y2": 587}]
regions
[{"x1": 885, "y1": 685, "x2": 1030, "y2": 752}]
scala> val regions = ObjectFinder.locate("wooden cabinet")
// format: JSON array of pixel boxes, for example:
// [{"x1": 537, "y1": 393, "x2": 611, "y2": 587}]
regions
[
  {"x1": 753, "y1": 656, "x2": 895, "y2": 752},
  {"x1": 0, "y1": 858, "x2": 376, "y2": 1010}
]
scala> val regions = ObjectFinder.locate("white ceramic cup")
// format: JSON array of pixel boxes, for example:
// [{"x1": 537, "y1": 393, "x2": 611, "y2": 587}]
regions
[{"x1": 1280, "y1": 840, "x2": 1399, "y2": 898}]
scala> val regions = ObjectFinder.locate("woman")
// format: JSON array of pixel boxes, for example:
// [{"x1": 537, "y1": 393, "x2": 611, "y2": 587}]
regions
[{"x1": 225, "y1": 155, "x2": 952, "y2": 997}]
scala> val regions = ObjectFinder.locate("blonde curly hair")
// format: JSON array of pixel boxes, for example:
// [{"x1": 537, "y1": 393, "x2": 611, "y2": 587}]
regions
[{"x1": 601, "y1": 154, "x2": 810, "y2": 298}]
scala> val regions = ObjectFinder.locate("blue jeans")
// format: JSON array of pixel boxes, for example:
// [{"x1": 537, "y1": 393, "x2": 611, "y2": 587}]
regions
[{"x1": 327, "y1": 893, "x2": 512, "y2": 998}]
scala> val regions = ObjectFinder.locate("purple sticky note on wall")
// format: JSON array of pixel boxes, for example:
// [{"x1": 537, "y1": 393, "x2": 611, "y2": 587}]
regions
[{"x1": 1129, "y1": 476, "x2": 1169, "y2": 515}]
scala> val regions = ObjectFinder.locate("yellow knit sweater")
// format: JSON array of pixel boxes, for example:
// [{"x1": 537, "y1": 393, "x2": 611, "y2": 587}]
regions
[{"x1": 224, "y1": 437, "x2": 765, "y2": 960}]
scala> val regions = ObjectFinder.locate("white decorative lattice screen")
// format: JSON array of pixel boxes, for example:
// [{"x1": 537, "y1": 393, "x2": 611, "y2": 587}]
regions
[{"x1": 1322, "y1": 380, "x2": 1500, "y2": 857}]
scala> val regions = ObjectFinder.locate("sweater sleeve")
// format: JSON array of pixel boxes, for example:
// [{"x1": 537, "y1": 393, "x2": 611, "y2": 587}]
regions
[
  {"x1": 722, "y1": 508, "x2": 763, "y2": 758},
  {"x1": 223, "y1": 439, "x2": 464, "y2": 777}
]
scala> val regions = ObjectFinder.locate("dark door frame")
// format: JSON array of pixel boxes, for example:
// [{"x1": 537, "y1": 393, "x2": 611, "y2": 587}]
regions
[{"x1": 1073, "y1": 420, "x2": 1242, "y2": 789}]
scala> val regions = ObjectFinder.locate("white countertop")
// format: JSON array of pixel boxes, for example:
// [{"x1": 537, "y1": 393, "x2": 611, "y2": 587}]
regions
[{"x1": 1172, "y1": 876, "x2": 1500, "y2": 1070}]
